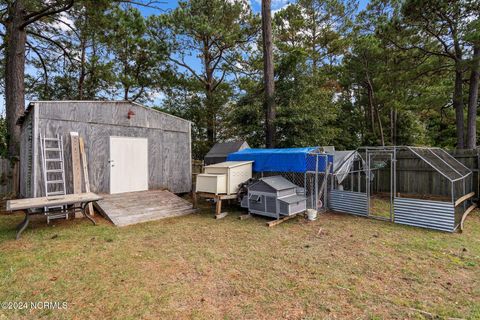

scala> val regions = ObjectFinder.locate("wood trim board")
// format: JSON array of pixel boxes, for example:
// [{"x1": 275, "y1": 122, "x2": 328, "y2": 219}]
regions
[
  {"x1": 70, "y1": 132, "x2": 82, "y2": 194},
  {"x1": 79, "y1": 137, "x2": 94, "y2": 216}
]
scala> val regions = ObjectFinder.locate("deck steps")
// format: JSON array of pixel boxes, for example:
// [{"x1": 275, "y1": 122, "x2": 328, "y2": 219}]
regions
[{"x1": 94, "y1": 190, "x2": 195, "y2": 227}]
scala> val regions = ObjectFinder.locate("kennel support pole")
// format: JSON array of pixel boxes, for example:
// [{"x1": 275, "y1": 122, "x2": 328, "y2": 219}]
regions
[{"x1": 315, "y1": 154, "x2": 319, "y2": 210}]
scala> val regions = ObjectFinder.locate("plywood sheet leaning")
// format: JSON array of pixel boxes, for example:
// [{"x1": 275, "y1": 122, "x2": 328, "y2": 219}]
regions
[
  {"x1": 70, "y1": 132, "x2": 82, "y2": 194},
  {"x1": 70, "y1": 132, "x2": 82, "y2": 218},
  {"x1": 79, "y1": 137, "x2": 94, "y2": 216}
]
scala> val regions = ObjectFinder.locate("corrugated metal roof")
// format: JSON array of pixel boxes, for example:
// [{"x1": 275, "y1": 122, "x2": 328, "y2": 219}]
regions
[
  {"x1": 260, "y1": 176, "x2": 298, "y2": 190},
  {"x1": 278, "y1": 194, "x2": 306, "y2": 204}
]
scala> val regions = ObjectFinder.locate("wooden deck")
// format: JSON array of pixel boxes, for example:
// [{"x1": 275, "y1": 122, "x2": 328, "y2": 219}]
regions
[{"x1": 94, "y1": 190, "x2": 195, "y2": 227}]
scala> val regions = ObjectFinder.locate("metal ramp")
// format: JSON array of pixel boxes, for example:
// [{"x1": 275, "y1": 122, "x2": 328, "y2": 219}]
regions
[{"x1": 94, "y1": 190, "x2": 195, "y2": 227}]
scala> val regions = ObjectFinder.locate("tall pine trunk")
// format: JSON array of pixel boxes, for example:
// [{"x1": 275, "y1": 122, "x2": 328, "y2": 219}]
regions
[
  {"x1": 78, "y1": 37, "x2": 87, "y2": 100},
  {"x1": 205, "y1": 87, "x2": 215, "y2": 144},
  {"x1": 4, "y1": 0, "x2": 26, "y2": 159},
  {"x1": 466, "y1": 45, "x2": 480, "y2": 149},
  {"x1": 203, "y1": 41, "x2": 216, "y2": 145},
  {"x1": 262, "y1": 0, "x2": 276, "y2": 148},
  {"x1": 454, "y1": 64, "x2": 465, "y2": 149}
]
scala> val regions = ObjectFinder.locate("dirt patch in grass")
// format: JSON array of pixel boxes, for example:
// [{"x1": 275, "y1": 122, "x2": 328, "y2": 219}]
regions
[{"x1": 0, "y1": 200, "x2": 479, "y2": 319}]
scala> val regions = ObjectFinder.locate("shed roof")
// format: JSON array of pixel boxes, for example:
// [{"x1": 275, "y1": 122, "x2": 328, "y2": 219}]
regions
[
  {"x1": 258, "y1": 176, "x2": 298, "y2": 191},
  {"x1": 205, "y1": 141, "x2": 249, "y2": 158},
  {"x1": 18, "y1": 100, "x2": 192, "y2": 126}
]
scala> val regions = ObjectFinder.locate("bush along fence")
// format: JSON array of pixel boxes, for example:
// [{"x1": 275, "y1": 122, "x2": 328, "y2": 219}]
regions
[{"x1": 0, "y1": 157, "x2": 16, "y2": 199}]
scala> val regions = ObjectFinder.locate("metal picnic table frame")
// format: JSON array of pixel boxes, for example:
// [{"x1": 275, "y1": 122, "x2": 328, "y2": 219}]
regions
[{"x1": 6, "y1": 192, "x2": 102, "y2": 240}]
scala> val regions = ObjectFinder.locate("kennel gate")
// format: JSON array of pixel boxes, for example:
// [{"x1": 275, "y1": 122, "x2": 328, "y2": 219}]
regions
[{"x1": 328, "y1": 146, "x2": 473, "y2": 232}]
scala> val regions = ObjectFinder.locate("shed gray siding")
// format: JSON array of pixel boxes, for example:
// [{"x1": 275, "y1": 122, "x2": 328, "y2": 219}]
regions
[
  {"x1": 21, "y1": 101, "x2": 191, "y2": 197},
  {"x1": 19, "y1": 111, "x2": 34, "y2": 197}
]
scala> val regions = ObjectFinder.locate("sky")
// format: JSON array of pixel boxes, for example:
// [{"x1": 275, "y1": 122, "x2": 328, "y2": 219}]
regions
[{"x1": 0, "y1": 0, "x2": 370, "y2": 116}]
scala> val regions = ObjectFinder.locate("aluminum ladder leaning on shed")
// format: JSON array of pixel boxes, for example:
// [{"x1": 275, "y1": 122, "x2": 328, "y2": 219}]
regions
[{"x1": 40, "y1": 133, "x2": 68, "y2": 223}]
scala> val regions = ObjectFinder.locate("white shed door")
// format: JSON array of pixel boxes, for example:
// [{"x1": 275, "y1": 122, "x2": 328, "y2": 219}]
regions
[{"x1": 109, "y1": 137, "x2": 148, "y2": 194}]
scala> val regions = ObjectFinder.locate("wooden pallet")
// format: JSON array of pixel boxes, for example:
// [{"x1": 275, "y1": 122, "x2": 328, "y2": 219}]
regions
[{"x1": 95, "y1": 190, "x2": 195, "y2": 227}]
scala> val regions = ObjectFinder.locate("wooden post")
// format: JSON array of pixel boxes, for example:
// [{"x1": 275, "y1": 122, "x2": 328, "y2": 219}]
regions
[
  {"x1": 70, "y1": 133, "x2": 82, "y2": 194},
  {"x1": 70, "y1": 132, "x2": 82, "y2": 219},
  {"x1": 79, "y1": 137, "x2": 93, "y2": 216},
  {"x1": 192, "y1": 191, "x2": 198, "y2": 209},
  {"x1": 191, "y1": 173, "x2": 197, "y2": 209},
  {"x1": 215, "y1": 196, "x2": 228, "y2": 219},
  {"x1": 215, "y1": 197, "x2": 222, "y2": 215}
]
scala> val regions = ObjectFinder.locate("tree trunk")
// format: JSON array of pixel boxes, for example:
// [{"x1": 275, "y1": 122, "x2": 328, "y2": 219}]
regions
[
  {"x1": 367, "y1": 85, "x2": 375, "y2": 136},
  {"x1": 262, "y1": 0, "x2": 276, "y2": 148},
  {"x1": 203, "y1": 39, "x2": 216, "y2": 145},
  {"x1": 375, "y1": 104, "x2": 385, "y2": 146},
  {"x1": 466, "y1": 45, "x2": 480, "y2": 149},
  {"x1": 78, "y1": 37, "x2": 87, "y2": 100},
  {"x1": 390, "y1": 107, "x2": 397, "y2": 145},
  {"x1": 365, "y1": 76, "x2": 376, "y2": 138},
  {"x1": 4, "y1": 0, "x2": 27, "y2": 159},
  {"x1": 454, "y1": 64, "x2": 465, "y2": 149},
  {"x1": 205, "y1": 88, "x2": 215, "y2": 144}
]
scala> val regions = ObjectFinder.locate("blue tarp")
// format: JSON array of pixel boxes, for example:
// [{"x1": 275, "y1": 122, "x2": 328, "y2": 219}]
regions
[{"x1": 226, "y1": 147, "x2": 333, "y2": 173}]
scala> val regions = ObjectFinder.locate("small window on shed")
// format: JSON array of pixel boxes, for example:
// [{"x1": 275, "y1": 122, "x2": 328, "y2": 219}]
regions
[{"x1": 249, "y1": 194, "x2": 261, "y2": 202}]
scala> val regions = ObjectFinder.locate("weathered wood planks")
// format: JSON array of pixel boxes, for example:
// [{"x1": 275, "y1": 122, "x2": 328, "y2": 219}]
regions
[
  {"x1": 70, "y1": 132, "x2": 82, "y2": 194},
  {"x1": 7, "y1": 192, "x2": 102, "y2": 211},
  {"x1": 455, "y1": 192, "x2": 475, "y2": 207},
  {"x1": 79, "y1": 137, "x2": 94, "y2": 216},
  {"x1": 95, "y1": 189, "x2": 194, "y2": 227}
]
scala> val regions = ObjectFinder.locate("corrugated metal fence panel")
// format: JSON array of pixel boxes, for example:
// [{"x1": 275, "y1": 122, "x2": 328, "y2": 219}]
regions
[
  {"x1": 393, "y1": 197, "x2": 455, "y2": 232},
  {"x1": 0, "y1": 157, "x2": 13, "y2": 198},
  {"x1": 329, "y1": 190, "x2": 368, "y2": 216}
]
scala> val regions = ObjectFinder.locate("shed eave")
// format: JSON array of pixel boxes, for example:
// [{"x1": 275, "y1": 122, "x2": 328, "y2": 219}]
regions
[{"x1": 27, "y1": 100, "x2": 192, "y2": 125}]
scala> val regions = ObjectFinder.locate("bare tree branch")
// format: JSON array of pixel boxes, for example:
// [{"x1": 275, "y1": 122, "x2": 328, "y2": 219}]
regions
[
  {"x1": 50, "y1": 16, "x2": 80, "y2": 38},
  {"x1": 169, "y1": 56, "x2": 206, "y2": 84},
  {"x1": 22, "y1": 0, "x2": 75, "y2": 28},
  {"x1": 118, "y1": 0, "x2": 167, "y2": 11},
  {"x1": 212, "y1": 69, "x2": 227, "y2": 91},
  {"x1": 26, "y1": 40, "x2": 49, "y2": 88},
  {"x1": 27, "y1": 30, "x2": 74, "y2": 63}
]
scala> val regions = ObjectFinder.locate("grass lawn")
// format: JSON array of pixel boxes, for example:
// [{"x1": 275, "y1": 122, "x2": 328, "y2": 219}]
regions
[{"x1": 0, "y1": 200, "x2": 479, "y2": 319}]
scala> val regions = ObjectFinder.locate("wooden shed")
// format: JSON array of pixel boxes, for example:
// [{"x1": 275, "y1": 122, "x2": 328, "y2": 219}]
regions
[{"x1": 18, "y1": 101, "x2": 192, "y2": 198}]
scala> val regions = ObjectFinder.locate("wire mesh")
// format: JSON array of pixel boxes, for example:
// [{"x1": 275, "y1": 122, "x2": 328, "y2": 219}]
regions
[
  {"x1": 253, "y1": 152, "x2": 331, "y2": 212},
  {"x1": 408, "y1": 147, "x2": 468, "y2": 181}
]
